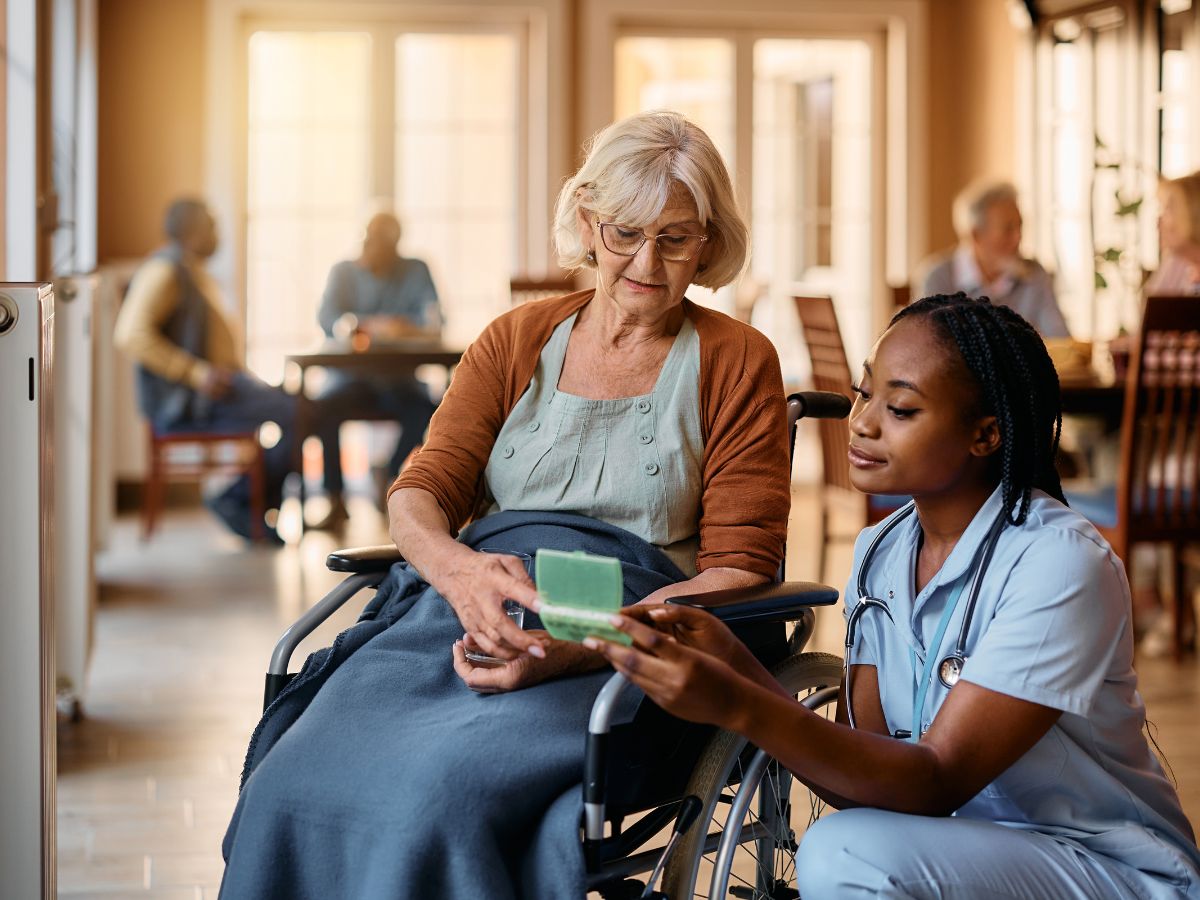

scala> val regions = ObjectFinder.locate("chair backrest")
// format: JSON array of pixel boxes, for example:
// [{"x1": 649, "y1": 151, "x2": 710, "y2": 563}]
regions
[
  {"x1": 1117, "y1": 295, "x2": 1200, "y2": 539},
  {"x1": 509, "y1": 275, "x2": 576, "y2": 307},
  {"x1": 792, "y1": 295, "x2": 856, "y2": 492}
]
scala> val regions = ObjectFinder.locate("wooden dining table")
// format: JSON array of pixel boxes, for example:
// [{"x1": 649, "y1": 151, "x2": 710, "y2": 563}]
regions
[
  {"x1": 1057, "y1": 366, "x2": 1126, "y2": 427},
  {"x1": 284, "y1": 339, "x2": 466, "y2": 527}
]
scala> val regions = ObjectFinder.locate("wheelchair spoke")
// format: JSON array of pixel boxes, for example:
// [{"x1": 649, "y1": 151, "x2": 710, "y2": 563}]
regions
[{"x1": 661, "y1": 653, "x2": 844, "y2": 900}]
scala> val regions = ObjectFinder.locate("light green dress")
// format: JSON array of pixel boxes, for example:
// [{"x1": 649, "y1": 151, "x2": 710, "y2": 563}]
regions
[{"x1": 484, "y1": 312, "x2": 704, "y2": 576}]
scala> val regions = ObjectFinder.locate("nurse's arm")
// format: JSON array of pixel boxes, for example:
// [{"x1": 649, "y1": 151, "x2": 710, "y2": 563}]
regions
[
  {"x1": 594, "y1": 614, "x2": 1061, "y2": 817},
  {"x1": 730, "y1": 676, "x2": 1062, "y2": 816},
  {"x1": 835, "y1": 665, "x2": 890, "y2": 736}
]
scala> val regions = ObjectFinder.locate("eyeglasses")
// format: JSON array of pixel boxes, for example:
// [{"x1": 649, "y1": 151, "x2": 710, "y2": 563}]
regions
[{"x1": 598, "y1": 223, "x2": 708, "y2": 262}]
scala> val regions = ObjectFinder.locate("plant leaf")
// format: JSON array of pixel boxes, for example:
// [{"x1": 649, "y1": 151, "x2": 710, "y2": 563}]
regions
[{"x1": 1095, "y1": 270, "x2": 1108, "y2": 290}]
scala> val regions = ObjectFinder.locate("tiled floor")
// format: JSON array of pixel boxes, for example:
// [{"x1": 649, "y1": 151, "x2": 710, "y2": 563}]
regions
[{"x1": 58, "y1": 490, "x2": 1200, "y2": 898}]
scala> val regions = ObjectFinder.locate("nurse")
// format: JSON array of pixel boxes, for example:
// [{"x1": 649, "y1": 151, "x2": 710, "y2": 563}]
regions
[{"x1": 589, "y1": 293, "x2": 1200, "y2": 898}]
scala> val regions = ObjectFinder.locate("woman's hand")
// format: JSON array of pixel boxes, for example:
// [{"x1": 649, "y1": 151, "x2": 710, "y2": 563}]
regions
[
  {"x1": 432, "y1": 546, "x2": 546, "y2": 661},
  {"x1": 585, "y1": 613, "x2": 753, "y2": 729},
  {"x1": 387, "y1": 489, "x2": 546, "y2": 661},
  {"x1": 451, "y1": 631, "x2": 605, "y2": 693}
]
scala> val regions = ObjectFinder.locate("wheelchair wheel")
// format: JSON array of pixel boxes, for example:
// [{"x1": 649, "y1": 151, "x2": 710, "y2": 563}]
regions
[{"x1": 660, "y1": 651, "x2": 842, "y2": 899}]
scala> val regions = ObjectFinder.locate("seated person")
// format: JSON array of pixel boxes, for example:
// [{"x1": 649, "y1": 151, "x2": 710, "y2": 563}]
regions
[
  {"x1": 1127, "y1": 169, "x2": 1200, "y2": 653},
  {"x1": 916, "y1": 180, "x2": 1071, "y2": 337},
  {"x1": 312, "y1": 212, "x2": 442, "y2": 527},
  {"x1": 1147, "y1": 170, "x2": 1200, "y2": 295},
  {"x1": 593, "y1": 294, "x2": 1200, "y2": 899},
  {"x1": 219, "y1": 111, "x2": 789, "y2": 897},
  {"x1": 114, "y1": 198, "x2": 296, "y2": 543}
]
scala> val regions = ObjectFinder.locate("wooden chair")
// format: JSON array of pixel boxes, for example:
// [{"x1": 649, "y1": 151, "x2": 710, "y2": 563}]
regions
[
  {"x1": 793, "y1": 295, "x2": 905, "y2": 581},
  {"x1": 509, "y1": 275, "x2": 576, "y2": 307},
  {"x1": 1072, "y1": 296, "x2": 1200, "y2": 659},
  {"x1": 142, "y1": 427, "x2": 266, "y2": 541}
]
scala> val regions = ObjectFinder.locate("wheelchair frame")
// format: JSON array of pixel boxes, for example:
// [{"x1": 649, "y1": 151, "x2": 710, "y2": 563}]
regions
[{"x1": 261, "y1": 392, "x2": 850, "y2": 899}]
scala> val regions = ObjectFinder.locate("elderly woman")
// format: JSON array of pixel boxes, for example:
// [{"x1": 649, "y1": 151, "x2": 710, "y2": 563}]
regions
[
  {"x1": 916, "y1": 179, "x2": 1071, "y2": 337},
  {"x1": 1147, "y1": 170, "x2": 1200, "y2": 295},
  {"x1": 219, "y1": 111, "x2": 789, "y2": 898}
]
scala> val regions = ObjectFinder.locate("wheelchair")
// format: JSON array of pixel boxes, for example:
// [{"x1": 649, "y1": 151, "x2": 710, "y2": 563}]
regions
[{"x1": 261, "y1": 391, "x2": 850, "y2": 899}]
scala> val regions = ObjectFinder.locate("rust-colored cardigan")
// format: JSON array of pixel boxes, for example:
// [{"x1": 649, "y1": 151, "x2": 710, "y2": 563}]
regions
[{"x1": 390, "y1": 290, "x2": 790, "y2": 578}]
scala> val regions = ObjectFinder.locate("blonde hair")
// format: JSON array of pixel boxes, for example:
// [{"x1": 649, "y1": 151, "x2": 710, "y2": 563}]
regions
[
  {"x1": 1160, "y1": 171, "x2": 1200, "y2": 246},
  {"x1": 952, "y1": 179, "x2": 1019, "y2": 240},
  {"x1": 553, "y1": 111, "x2": 749, "y2": 289}
]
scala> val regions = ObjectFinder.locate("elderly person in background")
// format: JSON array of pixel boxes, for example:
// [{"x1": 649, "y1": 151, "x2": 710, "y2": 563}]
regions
[
  {"x1": 114, "y1": 198, "x2": 296, "y2": 543},
  {"x1": 312, "y1": 212, "x2": 442, "y2": 527},
  {"x1": 916, "y1": 180, "x2": 1071, "y2": 338},
  {"x1": 221, "y1": 111, "x2": 789, "y2": 898},
  {"x1": 1146, "y1": 170, "x2": 1200, "y2": 295},
  {"x1": 1125, "y1": 170, "x2": 1200, "y2": 656}
]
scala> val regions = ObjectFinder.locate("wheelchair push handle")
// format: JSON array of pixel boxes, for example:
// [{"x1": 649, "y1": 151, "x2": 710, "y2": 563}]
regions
[{"x1": 788, "y1": 389, "x2": 852, "y2": 420}]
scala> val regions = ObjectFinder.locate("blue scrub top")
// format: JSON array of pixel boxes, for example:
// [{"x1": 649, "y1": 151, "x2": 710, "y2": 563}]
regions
[{"x1": 845, "y1": 487, "x2": 1200, "y2": 895}]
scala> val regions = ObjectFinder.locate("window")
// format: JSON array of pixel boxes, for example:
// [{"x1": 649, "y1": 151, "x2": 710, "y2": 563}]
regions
[
  {"x1": 754, "y1": 38, "x2": 873, "y2": 372},
  {"x1": 395, "y1": 33, "x2": 520, "y2": 345},
  {"x1": 614, "y1": 33, "x2": 876, "y2": 378},
  {"x1": 246, "y1": 31, "x2": 373, "y2": 383},
  {"x1": 1028, "y1": 7, "x2": 1146, "y2": 339},
  {"x1": 1159, "y1": 1, "x2": 1196, "y2": 178},
  {"x1": 244, "y1": 27, "x2": 522, "y2": 382}
]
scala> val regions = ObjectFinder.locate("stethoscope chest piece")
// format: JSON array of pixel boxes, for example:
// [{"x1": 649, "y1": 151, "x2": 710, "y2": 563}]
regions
[{"x1": 938, "y1": 655, "x2": 964, "y2": 688}]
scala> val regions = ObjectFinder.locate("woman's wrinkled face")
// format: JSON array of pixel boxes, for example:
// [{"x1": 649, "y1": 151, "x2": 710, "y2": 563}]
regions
[
  {"x1": 577, "y1": 183, "x2": 711, "y2": 318},
  {"x1": 847, "y1": 316, "x2": 999, "y2": 499},
  {"x1": 1157, "y1": 186, "x2": 1192, "y2": 254}
]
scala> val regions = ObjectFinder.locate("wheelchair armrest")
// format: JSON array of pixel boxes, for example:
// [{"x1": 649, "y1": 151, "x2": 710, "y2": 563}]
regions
[
  {"x1": 666, "y1": 580, "x2": 838, "y2": 624},
  {"x1": 326, "y1": 544, "x2": 405, "y2": 574}
]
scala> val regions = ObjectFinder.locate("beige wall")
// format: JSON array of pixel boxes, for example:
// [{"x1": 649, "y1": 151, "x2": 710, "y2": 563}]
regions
[
  {"x1": 926, "y1": 0, "x2": 1018, "y2": 254},
  {"x1": 98, "y1": 0, "x2": 207, "y2": 261}
]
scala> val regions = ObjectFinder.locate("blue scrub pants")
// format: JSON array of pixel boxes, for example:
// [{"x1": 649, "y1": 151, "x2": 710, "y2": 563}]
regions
[{"x1": 796, "y1": 808, "x2": 1155, "y2": 899}]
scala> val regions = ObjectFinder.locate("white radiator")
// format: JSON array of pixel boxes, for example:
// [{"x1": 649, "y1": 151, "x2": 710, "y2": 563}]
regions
[
  {"x1": 94, "y1": 260, "x2": 145, "y2": 485},
  {"x1": 0, "y1": 283, "x2": 57, "y2": 898},
  {"x1": 54, "y1": 274, "x2": 98, "y2": 717}
]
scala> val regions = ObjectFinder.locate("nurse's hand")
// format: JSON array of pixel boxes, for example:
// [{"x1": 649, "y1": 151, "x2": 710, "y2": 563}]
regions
[
  {"x1": 617, "y1": 604, "x2": 779, "y2": 690},
  {"x1": 431, "y1": 546, "x2": 545, "y2": 662},
  {"x1": 451, "y1": 632, "x2": 605, "y2": 693},
  {"x1": 585, "y1": 614, "x2": 751, "y2": 729},
  {"x1": 619, "y1": 604, "x2": 743, "y2": 661}
]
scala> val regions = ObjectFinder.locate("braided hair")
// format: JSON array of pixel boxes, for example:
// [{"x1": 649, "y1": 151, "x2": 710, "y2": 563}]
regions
[{"x1": 890, "y1": 293, "x2": 1065, "y2": 525}]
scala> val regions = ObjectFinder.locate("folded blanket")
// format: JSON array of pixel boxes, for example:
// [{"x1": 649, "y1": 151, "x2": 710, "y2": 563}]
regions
[{"x1": 220, "y1": 510, "x2": 684, "y2": 899}]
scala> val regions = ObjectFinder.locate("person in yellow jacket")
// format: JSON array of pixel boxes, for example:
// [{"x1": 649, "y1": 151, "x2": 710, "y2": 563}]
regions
[{"x1": 115, "y1": 198, "x2": 296, "y2": 542}]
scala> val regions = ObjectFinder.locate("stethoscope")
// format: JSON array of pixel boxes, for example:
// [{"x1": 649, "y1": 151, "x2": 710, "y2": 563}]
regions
[{"x1": 843, "y1": 502, "x2": 1007, "y2": 741}]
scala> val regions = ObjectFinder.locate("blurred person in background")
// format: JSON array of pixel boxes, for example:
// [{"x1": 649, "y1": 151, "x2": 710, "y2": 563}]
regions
[
  {"x1": 1126, "y1": 170, "x2": 1200, "y2": 655},
  {"x1": 312, "y1": 212, "x2": 442, "y2": 528},
  {"x1": 1146, "y1": 170, "x2": 1200, "y2": 296},
  {"x1": 917, "y1": 179, "x2": 1071, "y2": 338},
  {"x1": 114, "y1": 198, "x2": 297, "y2": 544}
]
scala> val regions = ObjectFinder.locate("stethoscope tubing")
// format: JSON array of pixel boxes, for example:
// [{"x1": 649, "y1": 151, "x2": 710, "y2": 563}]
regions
[{"x1": 844, "y1": 502, "x2": 1007, "y2": 733}]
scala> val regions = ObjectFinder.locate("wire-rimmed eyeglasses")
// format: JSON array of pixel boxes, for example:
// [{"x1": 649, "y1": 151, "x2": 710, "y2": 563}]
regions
[{"x1": 598, "y1": 223, "x2": 708, "y2": 262}]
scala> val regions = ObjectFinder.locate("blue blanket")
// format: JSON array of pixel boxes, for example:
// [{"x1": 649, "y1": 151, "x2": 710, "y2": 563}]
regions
[{"x1": 220, "y1": 510, "x2": 684, "y2": 899}]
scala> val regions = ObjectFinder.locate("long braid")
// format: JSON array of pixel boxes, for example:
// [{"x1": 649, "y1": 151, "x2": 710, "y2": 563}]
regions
[{"x1": 890, "y1": 293, "x2": 1065, "y2": 525}]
